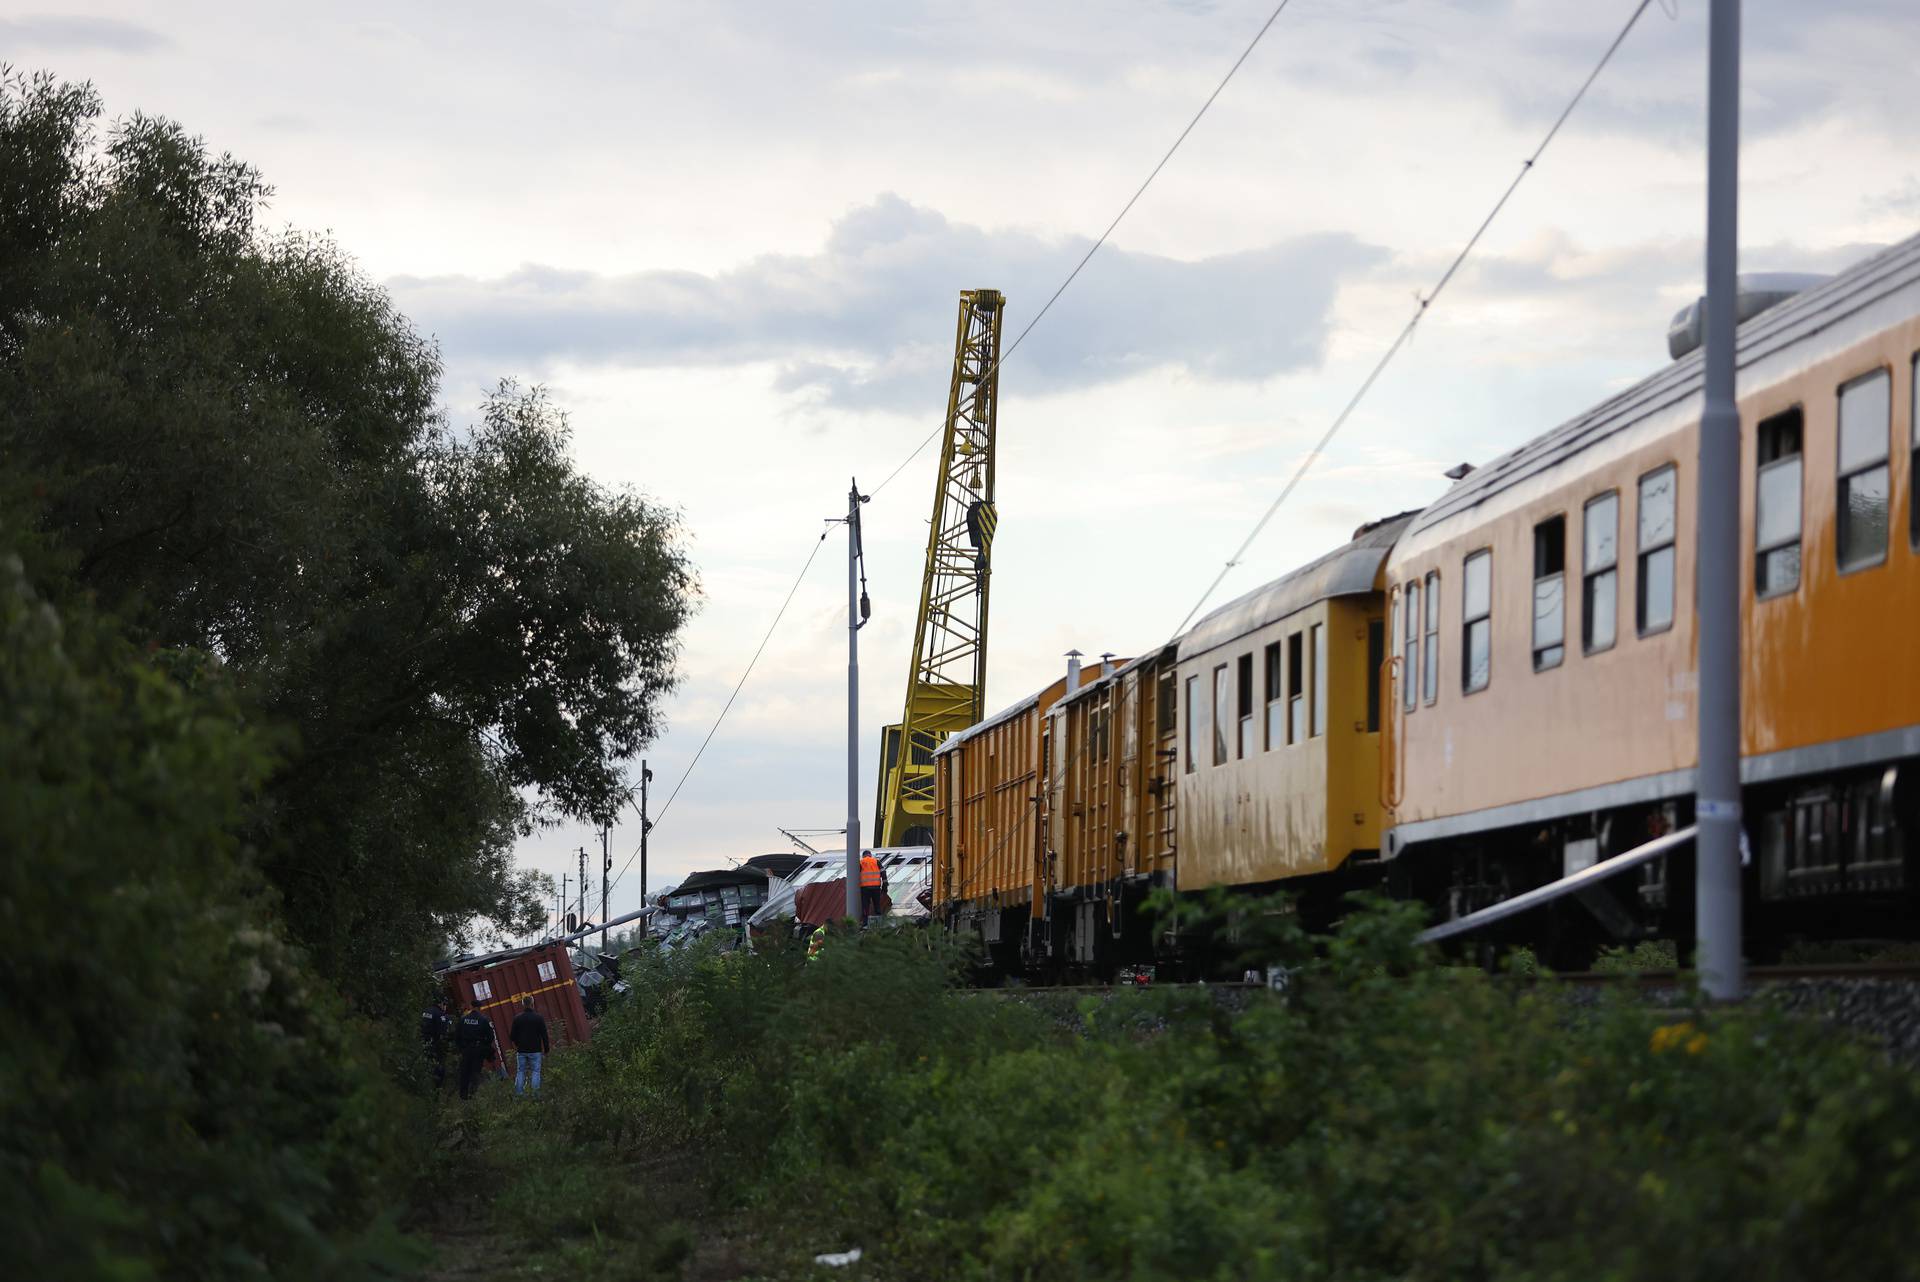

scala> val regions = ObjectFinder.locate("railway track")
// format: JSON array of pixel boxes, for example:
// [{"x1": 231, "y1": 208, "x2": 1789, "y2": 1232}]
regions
[
  {"x1": 974, "y1": 961, "x2": 1920, "y2": 995},
  {"x1": 972, "y1": 962, "x2": 1920, "y2": 1065},
  {"x1": 1536, "y1": 961, "x2": 1920, "y2": 987}
]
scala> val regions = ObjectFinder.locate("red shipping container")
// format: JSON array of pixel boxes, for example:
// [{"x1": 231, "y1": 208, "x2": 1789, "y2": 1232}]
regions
[{"x1": 442, "y1": 943, "x2": 593, "y2": 1059}]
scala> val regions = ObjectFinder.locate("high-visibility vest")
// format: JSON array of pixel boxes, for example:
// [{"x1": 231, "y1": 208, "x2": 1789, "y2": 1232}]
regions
[
  {"x1": 860, "y1": 854, "x2": 883, "y2": 888},
  {"x1": 807, "y1": 925, "x2": 828, "y2": 961}
]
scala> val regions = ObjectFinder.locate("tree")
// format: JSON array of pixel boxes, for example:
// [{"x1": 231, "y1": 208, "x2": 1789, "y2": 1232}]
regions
[
  {"x1": 0, "y1": 66, "x2": 697, "y2": 1010},
  {"x1": 0, "y1": 540, "x2": 415, "y2": 1280}
]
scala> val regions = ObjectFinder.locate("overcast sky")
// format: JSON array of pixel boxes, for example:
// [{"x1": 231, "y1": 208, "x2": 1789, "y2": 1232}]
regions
[{"x1": 15, "y1": 0, "x2": 1917, "y2": 923}]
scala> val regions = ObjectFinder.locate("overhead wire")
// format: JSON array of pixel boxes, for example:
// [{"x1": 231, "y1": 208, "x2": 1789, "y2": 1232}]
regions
[
  {"x1": 1171, "y1": 0, "x2": 1656, "y2": 636},
  {"x1": 605, "y1": 527, "x2": 833, "y2": 901},
  {"x1": 608, "y1": 0, "x2": 1655, "y2": 917},
  {"x1": 869, "y1": 0, "x2": 1298, "y2": 500},
  {"x1": 602, "y1": 2, "x2": 1301, "y2": 911},
  {"x1": 951, "y1": 0, "x2": 1659, "y2": 901}
]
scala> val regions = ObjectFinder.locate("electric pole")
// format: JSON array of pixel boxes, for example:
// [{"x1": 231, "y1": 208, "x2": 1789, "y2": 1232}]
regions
[
  {"x1": 846, "y1": 479, "x2": 869, "y2": 923},
  {"x1": 640, "y1": 760, "x2": 652, "y2": 912},
  {"x1": 600, "y1": 823, "x2": 610, "y2": 951},
  {"x1": 1695, "y1": 0, "x2": 1744, "y2": 1001},
  {"x1": 578, "y1": 846, "x2": 588, "y2": 942},
  {"x1": 559, "y1": 876, "x2": 569, "y2": 935}
]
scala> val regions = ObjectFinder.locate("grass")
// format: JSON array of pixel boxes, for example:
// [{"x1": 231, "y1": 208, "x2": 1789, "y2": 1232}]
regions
[{"x1": 408, "y1": 899, "x2": 1920, "y2": 1281}]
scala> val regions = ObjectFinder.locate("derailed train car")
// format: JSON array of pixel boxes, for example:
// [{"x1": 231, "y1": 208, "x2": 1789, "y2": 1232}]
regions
[{"x1": 933, "y1": 232, "x2": 1920, "y2": 976}]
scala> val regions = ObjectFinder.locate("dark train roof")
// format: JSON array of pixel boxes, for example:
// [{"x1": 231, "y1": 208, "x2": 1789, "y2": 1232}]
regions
[
  {"x1": 744, "y1": 852, "x2": 808, "y2": 879},
  {"x1": 1177, "y1": 511, "x2": 1419, "y2": 660},
  {"x1": 671, "y1": 867, "x2": 770, "y2": 896},
  {"x1": 1405, "y1": 230, "x2": 1920, "y2": 544}
]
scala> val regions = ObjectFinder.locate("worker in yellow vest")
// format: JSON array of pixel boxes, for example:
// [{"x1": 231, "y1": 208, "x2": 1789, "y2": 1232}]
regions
[
  {"x1": 807, "y1": 922, "x2": 829, "y2": 962},
  {"x1": 858, "y1": 850, "x2": 885, "y2": 925}
]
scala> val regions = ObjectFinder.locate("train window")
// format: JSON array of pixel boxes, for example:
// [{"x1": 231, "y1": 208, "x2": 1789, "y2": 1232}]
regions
[
  {"x1": 1212, "y1": 664, "x2": 1229, "y2": 766},
  {"x1": 1157, "y1": 670, "x2": 1177, "y2": 739},
  {"x1": 1311, "y1": 623, "x2": 1327, "y2": 737},
  {"x1": 1636, "y1": 466, "x2": 1677, "y2": 636},
  {"x1": 1183, "y1": 675, "x2": 1198, "y2": 774},
  {"x1": 1236, "y1": 653, "x2": 1255, "y2": 759},
  {"x1": 1583, "y1": 492, "x2": 1618, "y2": 653},
  {"x1": 1755, "y1": 408, "x2": 1803, "y2": 597},
  {"x1": 1402, "y1": 580, "x2": 1420, "y2": 713},
  {"x1": 1532, "y1": 515, "x2": 1566, "y2": 671},
  {"x1": 1264, "y1": 640, "x2": 1283, "y2": 749},
  {"x1": 1422, "y1": 572, "x2": 1439, "y2": 704},
  {"x1": 1288, "y1": 632, "x2": 1306, "y2": 744},
  {"x1": 1462, "y1": 550, "x2": 1492, "y2": 693},
  {"x1": 1837, "y1": 369, "x2": 1890, "y2": 572},
  {"x1": 1366, "y1": 620, "x2": 1385, "y2": 732},
  {"x1": 1836, "y1": 369, "x2": 1898, "y2": 571}
]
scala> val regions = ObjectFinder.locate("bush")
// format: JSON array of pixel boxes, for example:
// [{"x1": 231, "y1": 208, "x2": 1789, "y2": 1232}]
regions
[
  {"x1": 0, "y1": 551, "x2": 416, "y2": 1280},
  {"x1": 558, "y1": 896, "x2": 1920, "y2": 1282}
]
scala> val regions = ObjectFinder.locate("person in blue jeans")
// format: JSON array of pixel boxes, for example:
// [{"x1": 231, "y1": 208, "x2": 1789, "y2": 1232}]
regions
[{"x1": 508, "y1": 996, "x2": 550, "y2": 1097}]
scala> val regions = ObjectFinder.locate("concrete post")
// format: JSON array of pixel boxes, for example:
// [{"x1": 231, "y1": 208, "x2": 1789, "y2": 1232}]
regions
[
  {"x1": 847, "y1": 479, "x2": 864, "y2": 923},
  {"x1": 1695, "y1": 0, "x2": 1744, "y2": 1001}
]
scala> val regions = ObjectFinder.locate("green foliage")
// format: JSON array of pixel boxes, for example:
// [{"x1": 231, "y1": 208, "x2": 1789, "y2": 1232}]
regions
[
  {"x1": 0, "y1": 69, "x2": 695, "y2": 1012},
  {"x1": 0, "y1": 67, "x2": 697, "y2": 1277},
  {"x1": 0, "y1": 551, "x2": 420, "y2": 1280},
  {"x1": 558, "y1": 901, "x2": 1920, "y2": 1282},
  {"x1": 1593, "y1": 938, "x2": 1680, "y2": 974}
]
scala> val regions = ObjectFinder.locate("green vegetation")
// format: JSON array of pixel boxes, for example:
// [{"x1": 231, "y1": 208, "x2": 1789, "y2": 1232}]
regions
[
  {"x1": 536, "y1": 902, "x2": 1920, "y2": 1282},
  {"x1": 1592, "y1": 938, "x2": 1681, "y2": 973},
  {"x1": 1, "y1": 68, "x2": 694, "y2": 1278}
]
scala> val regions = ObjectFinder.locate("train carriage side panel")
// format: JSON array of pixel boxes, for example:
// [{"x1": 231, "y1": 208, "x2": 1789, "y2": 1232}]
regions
[
  {"x1": 1382, "y1": 235, "x2": 1920, "y2": 923},
  {"x1": 1384, "y1": 238, "x2": 1920, "y2": 847},
  {"x1": 1050, "y1": 661, "x2": 1133, "y2": 900},
  {"x1": 1174, "y1": 515, "x2": 1412, "y2": 891},
  {"x1": 932, "y1": 673, "x2": 1076, "y2": 930}
]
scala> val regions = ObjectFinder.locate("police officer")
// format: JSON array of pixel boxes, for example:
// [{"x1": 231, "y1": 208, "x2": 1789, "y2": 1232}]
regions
[
  {"x1": 418, "y1": 995, "x2": 451, "y2": 1089},
  {"x1": 453, "y1": 1000, "x2": 496, "y2": 1100},
  {"x1": 858, "y1": 849, "x2": 886, "y2": 924}
]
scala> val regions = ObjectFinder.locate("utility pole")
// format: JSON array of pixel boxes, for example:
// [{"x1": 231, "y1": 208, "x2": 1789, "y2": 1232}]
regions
[
  {"x1": 578, "y1": 846, "x2": 589, "y2": 941},
  {"x1": 846, "y1": 478, "x2": 869, "y2": 922},
  {"x1": 1695, "y1": 0, "x2": 1744, "y2": 1001},
  {"x1": 559, "y1": 876, "x2": 569, "y2": 935},
  {"x1": 600, "y1": 823, "x2": 610, "y2": 951},
  {"x1": 640, "y1": 760, "x2": 652, "y2": 911}
]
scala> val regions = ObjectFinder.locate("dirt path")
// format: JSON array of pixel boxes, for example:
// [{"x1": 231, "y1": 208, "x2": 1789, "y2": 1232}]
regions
[{"x1": 404, "y1": 1095, "x2": 798, "y2": 1282}]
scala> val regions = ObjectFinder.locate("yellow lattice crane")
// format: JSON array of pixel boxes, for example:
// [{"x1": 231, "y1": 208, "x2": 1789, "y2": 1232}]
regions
[{"x1": 874, "y1": 289, "x2": 1003, "y2": 848}]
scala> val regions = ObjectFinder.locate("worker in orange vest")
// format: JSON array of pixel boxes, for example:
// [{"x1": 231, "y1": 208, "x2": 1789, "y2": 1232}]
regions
[{"x1": 858, "y1": 850, "x2": 886, "y2": 925}]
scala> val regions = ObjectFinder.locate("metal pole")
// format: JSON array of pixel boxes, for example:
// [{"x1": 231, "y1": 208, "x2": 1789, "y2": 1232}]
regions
[
  {"x1": 846, "y1": 479, "x2": 864, "y2": 923},
  {"x1": 1695, "y1": 0, "x2": 1744, "y2": 1001},
  {"x1": 600, "y1": 823, "x2": 610, "y2": 951},
  {"x1": 579, "y1": 846, "x2": 588, "y2": 937},
  {"x1": 640, "y1": 760, "x2": 651, "y2": 909}
]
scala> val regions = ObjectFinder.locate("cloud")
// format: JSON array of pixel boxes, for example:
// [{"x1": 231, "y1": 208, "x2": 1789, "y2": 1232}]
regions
[
  {"x1": 1867, "y1": 178, "x2": 1920, "y2": 220},
  {"x1": 0, "y1": 15, "x2": 168, "y2": 53},
  {"x1": 388, "y1": 194, "x2": 1385, "y2": 410}
]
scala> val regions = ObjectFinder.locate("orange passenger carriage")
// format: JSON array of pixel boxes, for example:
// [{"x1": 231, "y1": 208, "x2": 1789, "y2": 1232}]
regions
[
  {"x1": 1381, "y1": 235, "x2": 1920, "y2": 960},
  {"x1": 931, "y1": 235, "x2": 1920, "y2": 979}
]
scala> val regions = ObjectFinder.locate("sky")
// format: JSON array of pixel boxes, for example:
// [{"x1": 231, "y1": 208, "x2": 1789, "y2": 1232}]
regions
[{"x1": 12, "y1": 0, "x2": 1917, "y2": 925}]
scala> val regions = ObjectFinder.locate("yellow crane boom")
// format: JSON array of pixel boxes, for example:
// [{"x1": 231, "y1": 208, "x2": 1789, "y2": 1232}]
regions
[{"x1": 874, "y1": 288, "x2": 1003, "y2": 848}]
